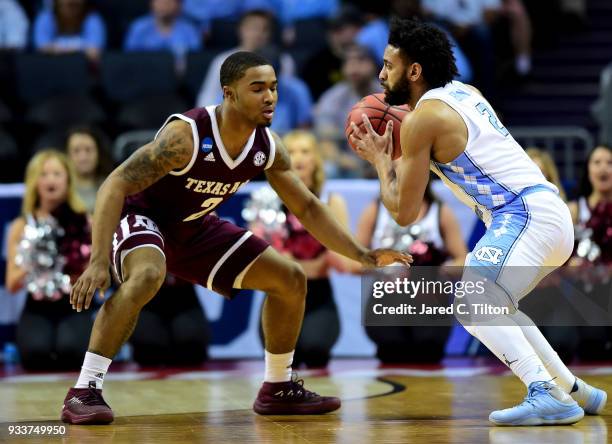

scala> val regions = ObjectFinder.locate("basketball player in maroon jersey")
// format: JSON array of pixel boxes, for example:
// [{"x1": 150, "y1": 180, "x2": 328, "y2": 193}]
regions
[{"x1": 60, "y1": 51, "x2": 411, "y2": 424}]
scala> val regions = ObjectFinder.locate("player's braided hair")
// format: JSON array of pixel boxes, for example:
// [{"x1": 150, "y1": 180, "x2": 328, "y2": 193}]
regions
[
  {"x1": 388, "y1": 16, "x2": 458, "y2": 89},
  {"x1": 220, "y1": 51, "x2": 272, "y2": 87}
]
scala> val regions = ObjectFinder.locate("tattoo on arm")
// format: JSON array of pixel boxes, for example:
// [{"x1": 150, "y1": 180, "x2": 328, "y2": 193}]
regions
[
  {"x1": 379, "y1": 164, "x2": 400, "y2": 215},
  {"x1": 384, "y1": 165, "x2": 397, "y2": 188},
  {"x1": 118, "y1": 121, "x2": 193, "y2": 192}
]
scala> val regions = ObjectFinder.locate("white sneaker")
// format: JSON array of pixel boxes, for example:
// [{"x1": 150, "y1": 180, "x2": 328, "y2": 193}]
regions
[{"x1": 571, "y1": 378, "x2": 607, "y2": 415}]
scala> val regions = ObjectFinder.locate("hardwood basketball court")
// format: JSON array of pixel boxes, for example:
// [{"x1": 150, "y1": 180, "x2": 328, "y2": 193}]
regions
[{"x1": 0, "y1": 360, "x2": 610, "y2": 443}]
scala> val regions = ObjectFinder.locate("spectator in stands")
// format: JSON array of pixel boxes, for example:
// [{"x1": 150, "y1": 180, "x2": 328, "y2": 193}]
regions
[
  {"x1": 280, "y1": 0, "x2": 339, "y2": 49},
  {"x1": 259, "y1": 47, "x2": 312, "y2": 134},
  {"x1": 130, "y1": 274, "x2": 210, "y2": 366},
  {"x1": 124, "y1": 0, "x2": 201, "y2": 61},
  {"x1": 182, "y1": 0, "x2": 280, "y2": 32},
  {"x1": 196, "y1": 9, "x2": 295, "y2": 107},
  {"x1": 526, "y1": 148, "x2": 567, "y2": 200},
  {"x1": 358, "y1": 182, "x2": 467, "y2": 363},
  {"x1": 393, "y1": 0, "x2": 473, "y2": 83},
  {"x1": 352, "y1": 2, "x2": 388, "y2": 64},
  {"x1": 182, "y1": 0, "x2": 240, "y2": 28},
  {"x1": 0, "y1": 0, "x2": 29, "y2": 49},
  {"x1": 64, "y1": 125, "x2": 113, "y2": 214},
  {"x1": 569, "y1": 145, "x2": 612, "y2": 227},
  {"x1": 352, "y1": 1, "x2": 473, "y2": 83},
  {"x1": 314, "y1": 43, "x2": 380, "y2": 177},
  {"x1": 422, "y1": 0, "x2": 532, "y2": 90},
  {"x1": 252, "y1": 130, "x2": 345, "y2": 367},
  {"x1": 33, "y1": 0, "x2": 106, "y2": 62},
  {"x1": 567, "y1": 145, "x2": 612, "y2": 361},
  {"x1": 280, "y1": 0, "x2": 338, "y2": 25},
  {"x1": 5, "y1": 150, "x2": 92, "y2": 370},
  {"x1": 301, "y1": 6, "x2": 364, "y2": 100},
  {"x1": 592, "y1": 62, "x2": 612, "y2": 147}
]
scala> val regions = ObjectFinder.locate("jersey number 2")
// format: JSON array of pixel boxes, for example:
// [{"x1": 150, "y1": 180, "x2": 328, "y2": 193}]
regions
[
  {"x1": 475, "y1": 102, "x2": 509, "y2": 137},
  {"x1": 183, "y1": 197, "x2": 224, "y2": 222}
]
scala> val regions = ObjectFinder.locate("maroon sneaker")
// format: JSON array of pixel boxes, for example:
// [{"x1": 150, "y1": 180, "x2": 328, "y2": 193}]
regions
[
  {"x1": 61, "y1": 387, "x2": 114, "y2": 424},
  {"x1": 253, "y1": 375, "x2": 341, "y2": 415}
]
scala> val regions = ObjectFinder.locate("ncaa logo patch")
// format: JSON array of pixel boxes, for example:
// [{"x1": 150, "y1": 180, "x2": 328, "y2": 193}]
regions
[
  {"x1": 200, "y1": 137, "x2": 213, "y2": 154},
  {"x1": 253, "y1": 151, "x2": 266, "y2": 167}
]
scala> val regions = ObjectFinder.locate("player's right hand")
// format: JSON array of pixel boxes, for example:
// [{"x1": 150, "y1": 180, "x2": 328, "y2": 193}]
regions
[
  {"x1": 349, "y1": 116, "x2": 394, "y2": 164},
  {"x1": 70, "y1": 262, "x2": 110, "y2": 312}
]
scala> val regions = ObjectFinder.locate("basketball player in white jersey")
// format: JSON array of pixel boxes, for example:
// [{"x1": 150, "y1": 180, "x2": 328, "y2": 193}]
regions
[{"x1": 349, "y1": 17, "x2": 607, "y2": 426}]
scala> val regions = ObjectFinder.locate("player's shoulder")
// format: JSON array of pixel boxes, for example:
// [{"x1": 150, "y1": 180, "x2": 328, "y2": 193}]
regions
[
  {"x1": 407, "y1": 99, "x2": 455, "y2": 130},
  {"x1": 160, "y1": 118, "x2": 194, "y2": 139},
  {"x1": 267, "y1": 129, "x2": 283, "y2": 147},
  {"x1": 153, "y1": 118, "x2": 196, "y2": 166},
  {"x1": 463, "y1": 84, "x2": 483, "y2": 96},
  {"x1": 165, "y1": 106, "x2": 212, "y2": 134}
]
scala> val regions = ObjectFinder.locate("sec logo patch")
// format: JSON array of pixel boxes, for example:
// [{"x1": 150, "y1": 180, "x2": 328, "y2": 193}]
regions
[{"x1": 253, "y1": 151, "x2": 266, "y2": 167}]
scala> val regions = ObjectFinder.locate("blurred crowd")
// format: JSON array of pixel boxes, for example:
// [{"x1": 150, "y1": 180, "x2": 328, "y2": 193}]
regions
[
  {"x1": 2, "y1": 0, "x2": 611, "y2": 370},
  {"x1": 0, "y1": 0, "x2": 590, "y2": 182}
]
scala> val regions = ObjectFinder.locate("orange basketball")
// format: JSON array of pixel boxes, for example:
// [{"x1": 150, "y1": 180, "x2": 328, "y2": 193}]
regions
[{"x1": 345, "y1": 93, "x2": 411, "y2": 160}]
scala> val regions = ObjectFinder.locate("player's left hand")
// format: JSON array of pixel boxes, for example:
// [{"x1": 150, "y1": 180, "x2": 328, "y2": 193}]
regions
[
  {"x1": 349, "y1": 115, "x2": 393, "y2": 164},
  {"x1": 360, "y1": 248, "x2": 413, "y2": 268}
]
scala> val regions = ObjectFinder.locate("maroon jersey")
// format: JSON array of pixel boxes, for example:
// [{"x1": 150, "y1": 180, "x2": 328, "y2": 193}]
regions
[{"x1": 124, "y1": 106, "x2": 276, "y2": 239}]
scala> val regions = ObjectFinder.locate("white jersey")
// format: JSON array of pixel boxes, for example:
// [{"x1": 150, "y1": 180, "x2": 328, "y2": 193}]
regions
[{"x1": 417, "y1": 81, "x2": 557, "y2": 226}]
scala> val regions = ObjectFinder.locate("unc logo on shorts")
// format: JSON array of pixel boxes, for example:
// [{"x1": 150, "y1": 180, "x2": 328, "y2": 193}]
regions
[
  {"x1": 200, "y1": 137, "x2": 213, "y2": 154},
  {"x1": 473, "y1": 246, "x2": 504, "y2": 265},
  {"x1": 253, "y1": 151, "x2": 266, "y2": 167}
]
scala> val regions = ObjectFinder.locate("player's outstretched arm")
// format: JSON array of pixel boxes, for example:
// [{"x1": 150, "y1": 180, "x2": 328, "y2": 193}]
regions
[
  {"x1": 265, "y1": 132, "x2": 412, "y2": 268},
  {"x1": 70, "y1": 120, "x2": 193, "y2": 312}
]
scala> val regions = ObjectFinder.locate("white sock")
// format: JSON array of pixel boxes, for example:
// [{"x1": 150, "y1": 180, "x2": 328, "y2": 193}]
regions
[
  {"x1": 264, "y1": 350, "x2": 294, "y2": 383},
  {"x1": 463, "y1": 324, "x2": 554, "y2": 387},
  {"x1": 512, "y1": 353, "x2": 553, "y2": 387},
  {"x1": 511, "y1": 311, "x2": 576, "y2": 393},
  {"x1": 75, "y1": 352, "x2": 112, "y2": 389}
]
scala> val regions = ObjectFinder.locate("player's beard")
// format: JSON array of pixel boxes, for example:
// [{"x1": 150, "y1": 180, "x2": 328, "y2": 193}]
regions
[{"x1": 384, "y1": 73, "x2": 411, "y2": 106}]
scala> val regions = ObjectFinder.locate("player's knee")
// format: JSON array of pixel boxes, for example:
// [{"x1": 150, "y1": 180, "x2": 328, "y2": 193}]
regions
[
  {"x1": 274, "y1": 262, "x2": 306, "y2": 300},
  {"x1": 124, "y1": 265, "x2": 165, "y2": 303},
  {"x1": 137, "y1": 264, "x2": 165, "y2": 289},
  {"x1": 287, "y1": 263, "x2": 307, "y2": 299}
]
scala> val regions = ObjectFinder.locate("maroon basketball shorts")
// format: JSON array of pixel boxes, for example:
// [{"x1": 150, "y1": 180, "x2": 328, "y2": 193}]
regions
[{"x1": 111, "y1": 213, "x2": 269, "y2": 298}]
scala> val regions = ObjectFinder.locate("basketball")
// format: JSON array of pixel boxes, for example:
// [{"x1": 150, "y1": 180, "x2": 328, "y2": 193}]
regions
[{"x1": 345, "y1": 93, "x2": 411, "y2": 160}]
